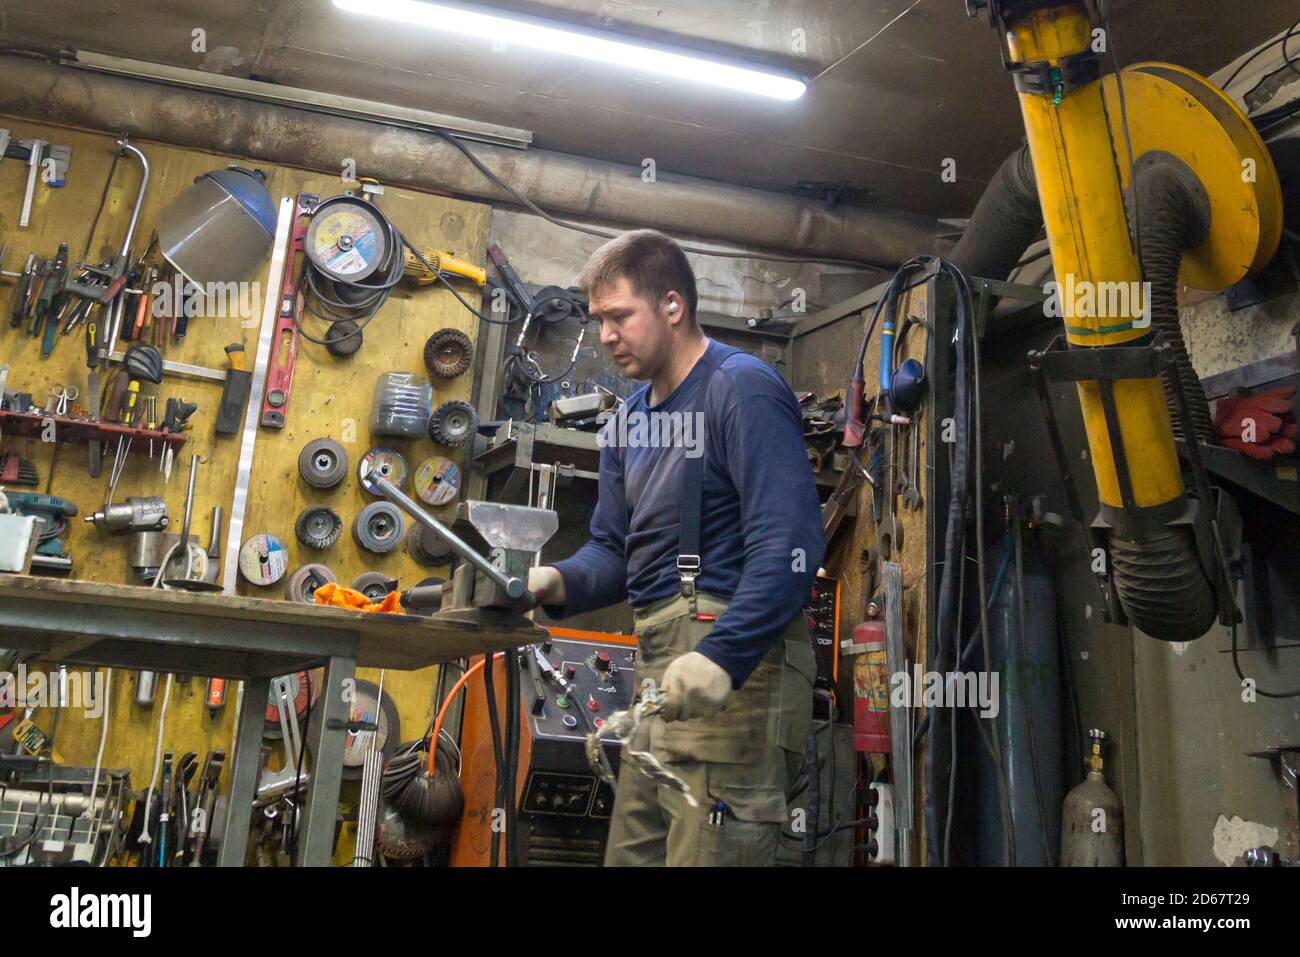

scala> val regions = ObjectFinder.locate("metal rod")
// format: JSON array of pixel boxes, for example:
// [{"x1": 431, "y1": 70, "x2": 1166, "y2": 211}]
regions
[
  {"x1": 107, "y1": 351, "x2": 226, "y2": 383},
  {"x1": 115, "y1": 139, "x2": 148, "y2": 256},
  {"x1": 19, "y1": 138, "x2": 42, "y2": 228},
  {"x1": 373, "y1": 476, "x2": 527, "y2": 601},
  {"x1": 103, "y1": 140, "x2": 150, "y2": 359},
  {"x1": 222, "y1": 196, "x2": 294, "y2": 594},
  {"x1": 180, "y1": 454, "x2": 199, "y2": 547}
]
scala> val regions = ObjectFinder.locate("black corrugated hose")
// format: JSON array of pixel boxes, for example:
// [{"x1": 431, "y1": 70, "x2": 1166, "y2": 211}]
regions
[{"x1": 1133, "y1": 158, "x2": 1214, "y2": 441}]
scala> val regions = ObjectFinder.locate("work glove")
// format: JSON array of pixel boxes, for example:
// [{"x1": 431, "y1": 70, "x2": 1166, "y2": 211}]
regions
[
  {"x1": 1213, "y1": 386, "x2": 1297, "y2": 461},
  {"x1": 527, "y1": 566, "x2": 566, "y2": 606},
  {"x1": 660, "y1": 651, "x2": 732, "y2": 722}
]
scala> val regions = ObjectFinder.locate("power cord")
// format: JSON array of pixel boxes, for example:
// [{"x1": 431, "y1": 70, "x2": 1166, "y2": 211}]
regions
[
  {"x1": 433, "y1": 130, "x2": 883, "y2": 271},
  {"x1": 1220, "y1": 18, "x2": 1300, "y2": 96}
]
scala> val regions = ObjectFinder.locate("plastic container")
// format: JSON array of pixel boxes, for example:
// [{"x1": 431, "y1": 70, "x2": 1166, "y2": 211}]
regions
[{"x1": 370, "y1": 372, "x2": 432, "y2": 439}]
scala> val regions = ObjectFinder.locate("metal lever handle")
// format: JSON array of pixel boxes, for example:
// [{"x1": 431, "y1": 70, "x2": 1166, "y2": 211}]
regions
[{"x1": 371, "y1": 477, "x2": 531, "y2": 605}]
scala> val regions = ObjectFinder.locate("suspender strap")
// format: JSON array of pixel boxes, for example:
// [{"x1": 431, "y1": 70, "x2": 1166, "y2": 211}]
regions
[{"x1": 678, "y1": 344, "x2": 729, "y2": 617}]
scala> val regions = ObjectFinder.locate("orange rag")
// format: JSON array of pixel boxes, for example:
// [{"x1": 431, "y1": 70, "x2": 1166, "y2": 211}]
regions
[{"x1": 312, "y1": 581, "x2": 404, "y2": 614}]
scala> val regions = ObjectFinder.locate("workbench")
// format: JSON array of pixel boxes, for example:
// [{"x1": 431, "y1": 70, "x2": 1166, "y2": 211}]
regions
[
  {"x1": 0, "y1": 575, "x2": 544, "y2": 866},
  {"x1": 0, "y1": 115, "x2": 497, "y2": 866}
]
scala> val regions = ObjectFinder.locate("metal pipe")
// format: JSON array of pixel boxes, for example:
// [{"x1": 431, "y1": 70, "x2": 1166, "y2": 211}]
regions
[
  {"x1": 372, "y1": 477, "x2": 527, "y2": 602},
  {"x1": 0, "y1": 56, "x2": 945, "y2": 266},
  {"x1": 116, "y1": 139, "x2": 149, "y2": 256},
  {"x1": 180, "y1": 454, "x2": 199, "y2": 547},
  {"x1": 104, "y1": 139, "x2": 150, "y2": 359}
]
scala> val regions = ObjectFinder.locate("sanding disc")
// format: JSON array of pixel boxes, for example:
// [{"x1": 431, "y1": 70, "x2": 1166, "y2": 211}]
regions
[
  {"x1": 413, "y1": 456, "x2": 461, "y2": 507},
  {"x1": 239, "y1": 532, "x2": 289, "y2": 586}
]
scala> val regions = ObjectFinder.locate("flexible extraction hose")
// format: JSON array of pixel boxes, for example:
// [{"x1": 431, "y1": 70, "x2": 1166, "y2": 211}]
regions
[
  {"x1": 947, "y1": 144, "x2": 1042, "y2": 279},
  {"x1": 1133, "y1": 157, "x2": 1214, "y2": 442},
  {"x1": 948, "y1": 141, "x2": 1219, "y2": 641},
  {"x1": 1102, "y1": 156, "x2": 1219, "y2": 641}
]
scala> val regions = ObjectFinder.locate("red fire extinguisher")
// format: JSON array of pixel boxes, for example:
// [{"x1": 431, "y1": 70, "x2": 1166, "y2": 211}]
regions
[{"x1": 853, "y1": 620, "x2": 891, "y2": 753}]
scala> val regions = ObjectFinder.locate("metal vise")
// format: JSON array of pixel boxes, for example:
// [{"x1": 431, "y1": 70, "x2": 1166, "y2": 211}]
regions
[
  {"x1": 457, "y1": 500, "x2": 558, "y2": 610},
  {"x1": 372, "y1": 477, "x2": 556, "y2": 612}
]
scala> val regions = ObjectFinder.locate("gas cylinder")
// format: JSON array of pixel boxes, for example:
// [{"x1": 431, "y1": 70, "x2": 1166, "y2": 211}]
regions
[{"x1": 1060, "y1": 729, "x2": 1124, "y2": 866}]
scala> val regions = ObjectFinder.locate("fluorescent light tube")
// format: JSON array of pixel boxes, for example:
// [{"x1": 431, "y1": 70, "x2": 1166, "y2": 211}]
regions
[{"x1": 333, "y1": 0, "x2": 807, "y2": 100}]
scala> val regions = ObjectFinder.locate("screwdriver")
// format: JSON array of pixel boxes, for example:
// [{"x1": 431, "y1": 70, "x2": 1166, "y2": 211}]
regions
[{"x1": 86, "y1": 318, "x2": 103, "y2": 477}]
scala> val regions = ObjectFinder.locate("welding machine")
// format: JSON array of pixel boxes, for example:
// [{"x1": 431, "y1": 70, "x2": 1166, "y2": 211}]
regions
[{"x1": 450, "y1": 628, "x2": 637, "y2": 866}]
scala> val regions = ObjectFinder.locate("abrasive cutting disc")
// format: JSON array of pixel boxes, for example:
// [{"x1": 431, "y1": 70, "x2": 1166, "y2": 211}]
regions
[
  {"x1": 413, "y1": 456, "x2": 461, "y2": 507},
  {"x1": 305, "y1": 196, "x2": 390, "y2": 283},
  {"x1": 358, "y1": 447, "x2": 408, "y2": 495},
  {"x1": 238, "y1": 532, "x2": 289, "y2": 586}
]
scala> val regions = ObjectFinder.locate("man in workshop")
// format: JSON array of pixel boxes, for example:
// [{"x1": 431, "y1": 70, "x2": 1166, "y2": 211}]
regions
[{"x1": 529, "y1": 229, "x2": 824, "y2": 867}]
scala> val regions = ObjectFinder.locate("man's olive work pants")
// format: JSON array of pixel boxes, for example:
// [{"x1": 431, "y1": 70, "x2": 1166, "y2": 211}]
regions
[{"x1": 604, "y1": 593, "x2": 816, "y2": 866}]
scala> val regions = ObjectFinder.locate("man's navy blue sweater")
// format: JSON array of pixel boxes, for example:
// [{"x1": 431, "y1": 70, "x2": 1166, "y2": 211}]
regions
[{"x1": 546, "y1": 340, "x2": 825, "y2": 688}]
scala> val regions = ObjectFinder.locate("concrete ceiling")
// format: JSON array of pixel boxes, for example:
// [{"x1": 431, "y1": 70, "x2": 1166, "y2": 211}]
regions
[{"x1": 1, "y1": 0, "x2": 1296, "y2": 220}]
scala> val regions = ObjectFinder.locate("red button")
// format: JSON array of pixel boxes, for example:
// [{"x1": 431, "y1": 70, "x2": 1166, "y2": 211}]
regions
[{"x1": 587, "y1": 696, "x2": 600, "y2": 712}]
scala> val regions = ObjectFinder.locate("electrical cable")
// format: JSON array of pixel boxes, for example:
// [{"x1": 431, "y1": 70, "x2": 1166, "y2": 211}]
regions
[
  {"x1": 1094, "y1": 0, "x2": 1146, "y2": 284},
  {"x1": 137, "y1": 672, "x2": 175, "y2": 851},
  {"x1": 1230, "y1": 615, "x2": 1300, "y2": 698},
  {"x1": 83, "y1": 667, "x2": 113, "y2": 822},
  {"x1": 294, "y1": 205, "x2": 527, "y2": 348},
  {"x1": 1252, "y1": 95, "x2": 1300, "y2": 133},
  {"x1": 504, "y1": 650, "x2": 521, "y2": 868},
  {"x1": 481, "y1": 653, "x2": 506, "y2": 867},
  {"x1": 429, "y1": 656, "x2": 489, "y2": 776},
  {"x1": 961, "y1": 264, "x2": 1013, "y2": 867},
  {"x1": 1220, "y1": 19, "x2": 1300, "y2": 92},
  {"x1": 942, "y1": 505, "x2": 968, "y2": 867},
  {"x1": 1013, "y1": 512, "x2": 1055, "y2": 865},
  {"x1": 433, "y1": 130, "x2": 885, "y2": 271}
]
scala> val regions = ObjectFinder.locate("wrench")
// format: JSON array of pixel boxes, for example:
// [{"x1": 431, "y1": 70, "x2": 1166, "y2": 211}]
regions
[
  {"x1": 893, "y1": 421, "x2": 909, "y2": 497},
  {"x1": 903, "y1": 416, "x2": 923, "y2": 511}
]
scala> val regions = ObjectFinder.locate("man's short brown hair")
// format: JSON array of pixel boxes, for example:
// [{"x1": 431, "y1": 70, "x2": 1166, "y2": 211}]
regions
[{"x1": 579, "y1": 229, "x2": 698, "y2": 322}]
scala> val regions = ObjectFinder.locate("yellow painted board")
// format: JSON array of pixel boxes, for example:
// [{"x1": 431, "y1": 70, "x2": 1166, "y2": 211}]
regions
[{"x1": 0, "y1": 116, "x2": 489, "y2": 794}]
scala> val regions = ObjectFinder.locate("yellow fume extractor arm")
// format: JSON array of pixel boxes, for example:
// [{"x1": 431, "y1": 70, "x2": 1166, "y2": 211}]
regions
[{"x1": 970, "y1": 0, "x2": 1282, "y2": 639}]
